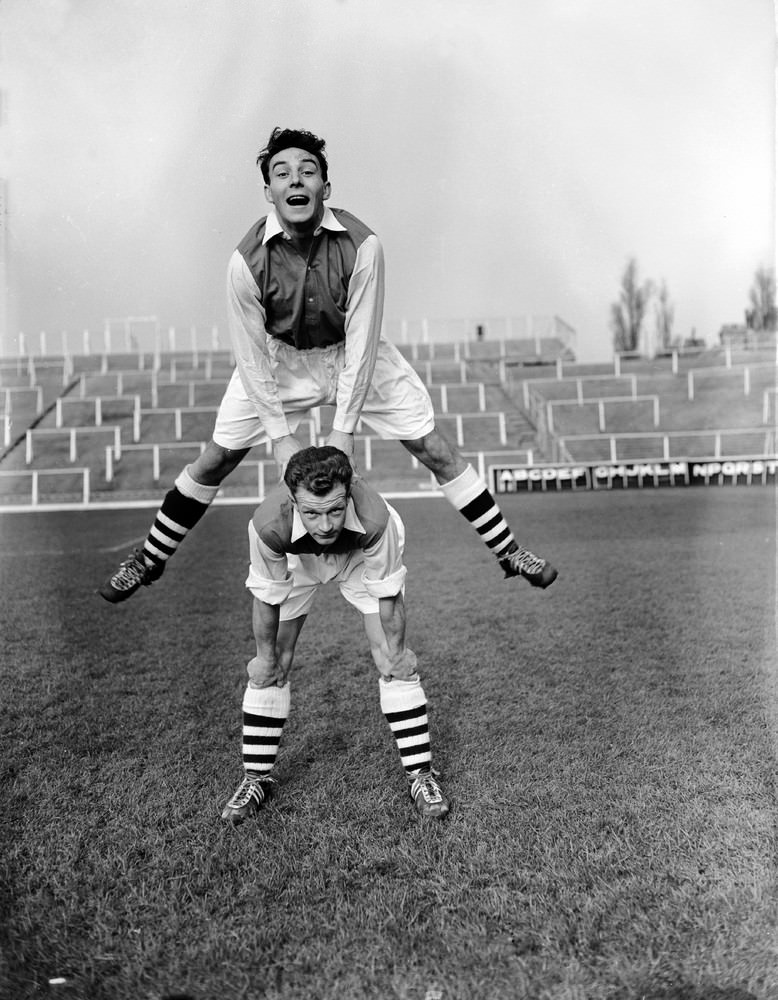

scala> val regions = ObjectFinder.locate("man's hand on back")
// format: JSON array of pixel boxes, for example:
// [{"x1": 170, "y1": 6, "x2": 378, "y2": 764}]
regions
[
  {"x1": 324, "y1": 429, "x2": 356, "y2": 468},
  {"x1": 272, "y1": 434, "x2": 304, "y2": 478}
]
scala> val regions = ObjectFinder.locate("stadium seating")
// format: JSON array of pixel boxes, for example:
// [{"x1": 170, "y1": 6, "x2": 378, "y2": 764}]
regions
[
  {"x1": 0, "y1": 343, "x2": 534, "y2": 503},
  {"x1": 516, "y1": 347, "x2": 777, "y2": 464},
  {"x1": 1, "y1": 334, "x2": 773, "y2": 505}
]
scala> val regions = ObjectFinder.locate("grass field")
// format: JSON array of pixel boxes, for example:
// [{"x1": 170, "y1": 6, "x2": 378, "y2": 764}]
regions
[{"x1": 1, "y1": 487, "x2": 776, "y2": 1000}]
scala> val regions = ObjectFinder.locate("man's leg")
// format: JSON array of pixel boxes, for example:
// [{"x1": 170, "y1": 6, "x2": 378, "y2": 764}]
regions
[
  {"x1": 98, "y1": 441, "x2": 249, "y2": 603},
  {"x1": 222, "y1": 616, "x2": 305, "y2": 826},
  {"x1": 356, "y1": 341, "x2": 556, "y2": 588},
  {"x1": 401, "y1": 428, "x2": 558, "y2": 588},
  {"x1": 363, "y1": 613, "x2": 449, "y2": 820}
]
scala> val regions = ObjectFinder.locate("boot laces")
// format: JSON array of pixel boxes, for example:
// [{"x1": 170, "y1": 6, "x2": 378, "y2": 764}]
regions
[
  {"x1": 505, "y1": 546, "x2": 545, "y2": 576},
  {"x1": 228, "y1": 774, "x2": 274, "y2": 809},
  {"x1": 411, "y1": 769, "x2": 443, "y2": 804},
  {"x1": 112, "y1": 553, "x2": 149, "y2": 591}
]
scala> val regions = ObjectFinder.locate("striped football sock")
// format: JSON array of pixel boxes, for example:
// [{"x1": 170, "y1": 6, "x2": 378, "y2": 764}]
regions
[
  {"x1": 439, "y1": 463, "x2": 517, "y2": 560},
  {"x1": 379, "y1": 675, "x2": 432, "y2": 775},
  {"x1": 242, "y1": 682, "x2": 290, "y2": 776},
  {"x1": 140, "y1": 466, "x2": 219, "y2": 573}
]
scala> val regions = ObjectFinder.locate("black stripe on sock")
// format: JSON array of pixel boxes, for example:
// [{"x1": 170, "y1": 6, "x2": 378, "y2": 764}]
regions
[
  {"x1": 476, "y1": 511, "x2": 504, "y2": 536},
  {"x1": 243, "y1": 753, "x2": 278, "y2": 766},
  {"x1": 243, "y1": 712, "x2": 288, "y2": 728},
  {"x1": 151, "y1": 520, "x2": 187, "y2": 544},
  {"x1": 160, "y1": 487, "x2": 211, "y2": 529},
  {"x1": 392, "y1": 722, "x2": 429, "y2": 739},
  {"x1": 242, "y1": 734, "x2": 283, "y2": 746},
  {"x1": 459, "y1": 489, "x2": 495, "y2": 522},
  {"x1": 384, "y1": 704, "x2": 427, "y2": 724},
  {"x1": 400, "y1": 740, "x2": 431, "y2": 760},
  {"x1": 145, "y1": 535, "x2": 177, "y2": 558},
  {"x1": 487, "y1": 527, "x2": 513, "y2": 550}
]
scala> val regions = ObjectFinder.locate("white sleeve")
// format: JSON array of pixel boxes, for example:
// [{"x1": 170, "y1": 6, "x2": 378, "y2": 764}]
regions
[
  {"x1": 361, "y1": 506, "x2": 407, "y2": 598},
  {"x1": 226, "y1": 250, "x2": 292, "y2": 441},
  {"x1": 332, "y1": 235, "x2": 385, "y2": 434},
  {"x1": 245, "y1": 521, "x2": 294, "y2": 604}
]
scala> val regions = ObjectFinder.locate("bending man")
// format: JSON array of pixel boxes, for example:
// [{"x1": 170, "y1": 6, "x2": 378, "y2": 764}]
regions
[{"x1": 221, "y1": 445, "x2": 449, "y2": 825}]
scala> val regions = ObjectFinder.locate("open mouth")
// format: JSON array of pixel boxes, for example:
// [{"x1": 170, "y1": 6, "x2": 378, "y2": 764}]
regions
[{"x1": 286, "y1": 195, "x2": 310, "y2": 207}]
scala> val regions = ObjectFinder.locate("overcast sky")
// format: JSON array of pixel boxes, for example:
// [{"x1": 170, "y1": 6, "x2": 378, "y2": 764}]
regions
[{"x1": 1, "y1": 0, "x2": 774, "y2": 360}]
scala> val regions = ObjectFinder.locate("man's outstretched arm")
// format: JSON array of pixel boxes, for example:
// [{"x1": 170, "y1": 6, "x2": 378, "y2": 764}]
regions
[
  {"x1": 327, "y1": 235, "x2": 385, "y2": 457},
  {"x1": 227, "y1": 251, "x2": 304, "y2": 472}
]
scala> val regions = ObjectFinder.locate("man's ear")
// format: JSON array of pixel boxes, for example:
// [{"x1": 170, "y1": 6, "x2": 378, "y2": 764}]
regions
[{"x1": 264, "y1": 184, "x2": 274, "y2": 206}]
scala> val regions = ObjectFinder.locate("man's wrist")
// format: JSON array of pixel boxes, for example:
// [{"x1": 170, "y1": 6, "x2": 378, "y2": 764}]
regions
[{"x1": 330, "y1": 421, "x2": 356, "y2": 436}]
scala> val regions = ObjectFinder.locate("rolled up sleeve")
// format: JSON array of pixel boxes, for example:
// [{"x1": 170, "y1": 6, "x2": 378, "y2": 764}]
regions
[
  {"x1": 245, "y1": 521, "x2": 294, "y2": 604},
  {"x1": 361, "y1": 509, "x2": 407, "y2": 599}
]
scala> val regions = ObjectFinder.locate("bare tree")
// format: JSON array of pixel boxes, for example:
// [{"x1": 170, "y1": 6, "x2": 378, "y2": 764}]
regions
[
  {"x1": 654, "y1": 279, "x2": 674, "y2": 350},
  {"x1": 746, "y1": 266, "x2": 777, "y2": 331},
  {"x1": 610, "y1": 258, "x2": 653, "y2": 353}
]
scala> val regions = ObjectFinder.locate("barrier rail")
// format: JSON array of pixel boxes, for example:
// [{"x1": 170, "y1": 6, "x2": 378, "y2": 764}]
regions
[
  {"x1": 105, "y1": 441, "x2": 207, "y2": 483},
  {"x1": 555, "y1": 427, "x2": 776, "y2": 463},
  {"x1": 25, "y1": 426, "x2": 121, "y2": 464},
  {"x1": 546, "y1": 395, "x2": 660, "y2": 434},
  {"x1": 430, "y1": 383, "x2": 488, "y2": 413},
  {"x1": 0, "y1": 467, "x2": 91, "y2": 504},
  {"x1": 3, "y1": 385, "x2": 44, "y2": 415},
  {"x1": 686, "y1": 363, "x2": 776, "y2": 401},
  {"x1": 764, "y1": 387, "x2": 778, "y2": 423},
  {"x1": 56, "y1": 395, "x2": 140, "y2": 428},
  {"x1": 522, "y1": 374, "x2": 638, "y2": 409}
]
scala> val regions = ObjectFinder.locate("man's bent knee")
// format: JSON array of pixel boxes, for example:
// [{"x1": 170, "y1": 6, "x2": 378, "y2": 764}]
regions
[
  {"x1": 189, "y1": 440, "x2": 250, "y2": 486},
  {"x1": 401, "y1": 426, "x2": 465, "y2": 481}
]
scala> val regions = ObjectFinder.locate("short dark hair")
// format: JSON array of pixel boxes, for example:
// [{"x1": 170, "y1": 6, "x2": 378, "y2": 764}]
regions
[
  {"x1": 257, "y1": 127, "x2": 328, "y2": 183},
  {"x1": 284, "y1": 446, "x2": 352, "y2": 498}
]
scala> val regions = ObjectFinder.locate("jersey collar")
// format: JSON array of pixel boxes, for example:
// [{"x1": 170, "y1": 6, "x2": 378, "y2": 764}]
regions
[{"x1": 263, "y1": 207, "x2": 347, "y2": 245}]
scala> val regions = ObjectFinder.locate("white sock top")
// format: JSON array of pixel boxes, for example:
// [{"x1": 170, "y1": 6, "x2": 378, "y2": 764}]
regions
[
  {"x1": 174, "y1": 465, "x2": 221, "y2": 504},
  {"x1": 438, "y1": 463, "x2": 485, "y2": 509}
]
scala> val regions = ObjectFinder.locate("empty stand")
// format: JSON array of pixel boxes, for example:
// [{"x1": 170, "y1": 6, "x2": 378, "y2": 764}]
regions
[{"x1": 1, "y1": 335, "x2": 773, "y2": 505}]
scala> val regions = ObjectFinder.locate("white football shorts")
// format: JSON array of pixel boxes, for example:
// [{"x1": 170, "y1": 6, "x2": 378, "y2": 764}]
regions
[{"x1": 212, "y1": 338, "x2": 435, "y2": 449}]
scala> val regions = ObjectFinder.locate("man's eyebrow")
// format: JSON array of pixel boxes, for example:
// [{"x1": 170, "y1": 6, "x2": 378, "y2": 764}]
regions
[{"x1": 271, "y1": 156, "x2": 318, "y2": 171}]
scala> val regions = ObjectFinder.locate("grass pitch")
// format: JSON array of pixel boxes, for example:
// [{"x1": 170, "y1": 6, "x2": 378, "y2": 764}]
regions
[{"x1": 0, "y1": 487, "x2": 776, "y2": 1000}]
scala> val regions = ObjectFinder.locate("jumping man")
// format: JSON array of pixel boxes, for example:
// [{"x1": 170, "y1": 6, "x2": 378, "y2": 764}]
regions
[{"x1": 99, "y1": 127, "x2": 558, "y2": 603}]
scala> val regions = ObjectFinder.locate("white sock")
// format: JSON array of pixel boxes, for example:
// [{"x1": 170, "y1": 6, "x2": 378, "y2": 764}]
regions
[
  {"x1": 439, "y1": 464, "x2": 517, "y2": 559},
  {"x1": 242, "y1": 682, "x2": 291, "y2": 775},
  {"x1": 379, "y1": 675, "x2": 431, "y2": 775}
]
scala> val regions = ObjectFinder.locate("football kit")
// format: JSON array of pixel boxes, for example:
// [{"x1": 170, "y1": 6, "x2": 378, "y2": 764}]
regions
[
  {"x1": 216, "y1": 206, "x2": 434, "y2": 448},
  {"x1": 246, "y1": 476, "x2": 407, "y2": 619}
]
